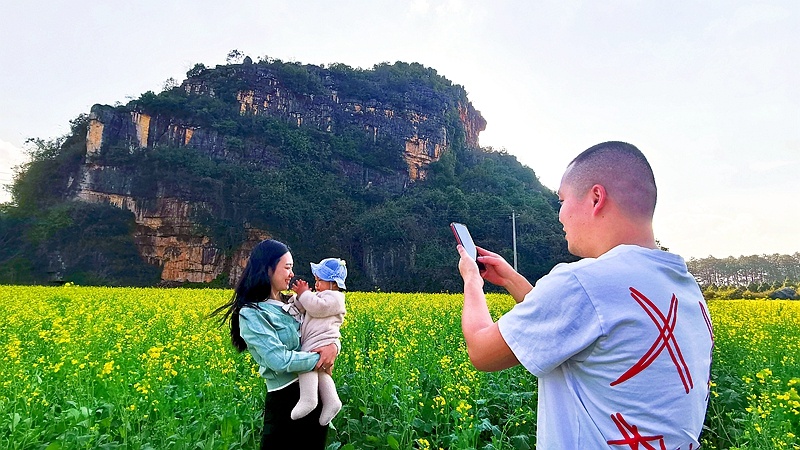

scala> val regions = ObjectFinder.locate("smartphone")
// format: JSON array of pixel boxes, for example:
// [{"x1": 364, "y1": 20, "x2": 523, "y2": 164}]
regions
[{"x1": 450, "y1": 222, "x2": 485, "y2": 270}]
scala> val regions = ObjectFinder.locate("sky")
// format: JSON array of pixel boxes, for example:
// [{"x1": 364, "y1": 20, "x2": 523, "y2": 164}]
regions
[{"x1": 1, "y1": 1, "x2": 798, "y2": 260}]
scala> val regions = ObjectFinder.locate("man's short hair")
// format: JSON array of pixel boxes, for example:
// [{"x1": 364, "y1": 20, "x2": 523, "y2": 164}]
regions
[{"x1": 564, "y1": 141, "x2": 657, "y2": 219}]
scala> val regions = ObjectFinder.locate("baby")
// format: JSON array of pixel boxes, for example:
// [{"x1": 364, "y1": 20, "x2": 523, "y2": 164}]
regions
[{"x1": 290, "y1": 257, "x2": 347, "y2": 426}]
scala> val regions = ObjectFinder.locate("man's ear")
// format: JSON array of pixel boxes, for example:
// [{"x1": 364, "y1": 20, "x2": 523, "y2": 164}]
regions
[{"x1": 590, "y1": 184, "x2": 607, "y2": 212}]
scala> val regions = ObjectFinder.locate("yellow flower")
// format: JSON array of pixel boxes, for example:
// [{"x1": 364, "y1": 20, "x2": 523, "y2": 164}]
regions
[
  {"x1": 99, "y1": 360, "x2": 115, "y2": 376},
  {"x1": 456, "y1": 399, "x2": 472, "y2": 415}
]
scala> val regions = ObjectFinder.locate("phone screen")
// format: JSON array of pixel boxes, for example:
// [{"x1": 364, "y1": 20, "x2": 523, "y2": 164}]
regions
[{"x1": 450, "y1": 222, "x2": 478, "y2": 260}]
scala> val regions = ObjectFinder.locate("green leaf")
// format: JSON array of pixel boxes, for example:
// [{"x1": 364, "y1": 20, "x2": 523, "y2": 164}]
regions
[{"x1": 511, "y1": 435, "x2": 531, "y2": 450}]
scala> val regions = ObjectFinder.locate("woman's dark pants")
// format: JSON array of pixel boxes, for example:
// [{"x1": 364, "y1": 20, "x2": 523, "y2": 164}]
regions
[{"x1": 261, "y1": 381, "x2": 329, "y2": 449}]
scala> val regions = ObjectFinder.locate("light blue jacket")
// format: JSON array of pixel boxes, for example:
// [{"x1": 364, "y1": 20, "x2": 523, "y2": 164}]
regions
[{"x1": 239, "y1": 300, "x2": 320, "y2": 391}]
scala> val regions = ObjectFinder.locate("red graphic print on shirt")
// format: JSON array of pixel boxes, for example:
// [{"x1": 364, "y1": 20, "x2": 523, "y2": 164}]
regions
[
  {"x1": 606, "y1": 413, "x2": 666, "y2": 449},
  {"x1": 610, "y1": 287, "x2": 693, "y2": 394}
]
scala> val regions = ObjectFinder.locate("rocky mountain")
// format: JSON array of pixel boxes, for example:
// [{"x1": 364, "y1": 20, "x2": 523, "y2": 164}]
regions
[{"x1": 2, "y1": 58, "x2": 570, "y2": 291}]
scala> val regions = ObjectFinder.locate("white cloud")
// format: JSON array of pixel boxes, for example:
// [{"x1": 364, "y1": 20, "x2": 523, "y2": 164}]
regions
[{"x1": 409, "y1": 0, "x2": 429, "y2": 14}]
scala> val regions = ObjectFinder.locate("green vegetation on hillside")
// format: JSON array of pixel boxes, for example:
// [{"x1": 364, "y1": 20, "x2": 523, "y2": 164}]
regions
[{"x1": 1, "y1": 116, "x2": 160, "y2": 286}]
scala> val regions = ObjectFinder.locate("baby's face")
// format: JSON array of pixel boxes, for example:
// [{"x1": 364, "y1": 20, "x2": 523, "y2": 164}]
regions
[{"x1": 314, "y1": 276, "x2": 336, "y2": 292}]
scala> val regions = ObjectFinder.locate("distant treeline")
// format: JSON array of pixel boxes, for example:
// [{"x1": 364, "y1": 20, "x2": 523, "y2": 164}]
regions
[{"x1": 687, "y1": 253, "x2": 800, "y2": 300}]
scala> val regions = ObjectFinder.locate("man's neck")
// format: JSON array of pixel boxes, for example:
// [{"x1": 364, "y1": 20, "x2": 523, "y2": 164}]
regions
[{"x1": 591, "y1": 218, "x2": 657, "y2": 258}]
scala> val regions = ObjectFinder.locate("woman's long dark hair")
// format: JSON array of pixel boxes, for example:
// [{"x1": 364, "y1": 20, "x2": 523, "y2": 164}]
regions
[{"x1": 210, "y1": 239, "x2": 290, "y2": 352}]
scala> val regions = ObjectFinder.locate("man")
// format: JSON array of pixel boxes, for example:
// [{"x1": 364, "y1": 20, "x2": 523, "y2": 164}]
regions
[{"x1": 457, "y1": 141, "x2": 713, "y2": 449}]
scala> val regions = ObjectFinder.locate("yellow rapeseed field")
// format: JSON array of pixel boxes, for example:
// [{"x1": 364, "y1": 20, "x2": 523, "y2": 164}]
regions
[
  {"x1": 0, "y1": 286, "x2": 798, "y2": 449},
  {"x1": 705, "y1": 300, "x2": 800, "y2": 449}
]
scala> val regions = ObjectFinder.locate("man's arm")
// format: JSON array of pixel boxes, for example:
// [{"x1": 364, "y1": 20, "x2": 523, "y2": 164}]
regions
[{"x1": 458, "y1": 245, "x2": 521, "y2": 371}]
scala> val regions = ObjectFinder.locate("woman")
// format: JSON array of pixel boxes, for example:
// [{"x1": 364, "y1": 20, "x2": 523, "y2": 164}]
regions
[{"x1": 212, "y1": 239, "x2": 338, "y2": 448}]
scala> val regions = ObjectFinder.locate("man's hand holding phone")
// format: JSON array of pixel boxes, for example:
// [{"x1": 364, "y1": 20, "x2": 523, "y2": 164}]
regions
[
  {"x1": 451, "y1": 222, "x2": 533, "y2": 302},
  {"x1": 470, "y1": 246, "x2": 511, "y2": 286},
  {"x1": 475, "y1": 246, "x2": 534, "y2": 303},
  {"x1": 450, "y1": 222, "x2": 486, "y2": 271},
  {"x1": 456, "y1": 244, "x2": 484, "y2": 286}
]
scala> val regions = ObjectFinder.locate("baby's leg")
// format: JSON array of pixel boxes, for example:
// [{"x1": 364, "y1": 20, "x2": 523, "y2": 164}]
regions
[
  {"x1": 317, "y1": 372, "x2": 342, "y2": 426},
  {"x1": 291, "y1": 371, "x2": 319, "y2": 420}
]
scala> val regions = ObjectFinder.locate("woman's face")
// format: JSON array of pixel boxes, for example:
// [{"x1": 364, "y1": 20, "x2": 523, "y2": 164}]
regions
[{"x1": 269, "y1": 252, "x2": 295, "y2": 292}]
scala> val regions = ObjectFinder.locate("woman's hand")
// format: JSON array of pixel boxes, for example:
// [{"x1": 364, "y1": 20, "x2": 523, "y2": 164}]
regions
[
  {"x1": 292, "y1": 279, "x2": 310, "y2": 297},
  {"x1": 311, "y1": 343, "x2": 338, "y2": 375}
]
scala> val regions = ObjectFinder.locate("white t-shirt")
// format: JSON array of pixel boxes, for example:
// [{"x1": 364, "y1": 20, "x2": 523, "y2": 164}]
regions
[{"x1": 498, "y1": 245, "x2": 713, "y2": 449}]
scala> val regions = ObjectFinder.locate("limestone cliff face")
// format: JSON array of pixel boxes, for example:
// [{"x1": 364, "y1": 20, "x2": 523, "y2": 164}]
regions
[
  {"x1": 76, "y1": 107, "x2": 274, "y2": 284},
  {"x1": 73, "y1": 62, "x2": 485, "y2": 285},
  {"x1": 181, "y1": 63, "x2": 485, "y2": 180},
  {"x1": 74, "y1": 188, "x2": 267, "y2": 284}
]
